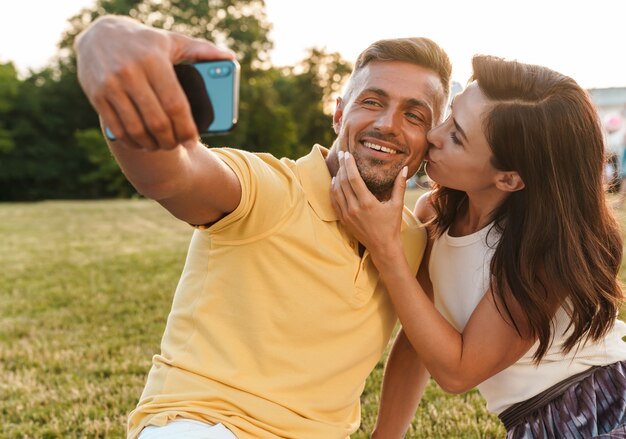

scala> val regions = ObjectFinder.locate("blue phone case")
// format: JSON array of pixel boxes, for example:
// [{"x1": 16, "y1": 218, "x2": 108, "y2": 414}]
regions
[{"x1": 186, "y1": 60, "x2": 239, "y2": 134}]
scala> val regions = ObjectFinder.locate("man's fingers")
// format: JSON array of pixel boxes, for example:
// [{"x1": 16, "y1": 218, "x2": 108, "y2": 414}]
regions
[
  {"x1": 165, "y1": 34, "x2": 237, "y2": 144},
  {"x1": 146, "y1": 62, "x2": 197, "y2": 146},
  {"x1": 77, "y1": 16, "x2": 239, "y2": 150},
  {"x1": 76, "y1": 17, "x2": 216, "y2": 150},
  {"x1": 107, "y1": 87, "x2": 160, "y2": 150},
  {"x1": 98, "y1": 104, "x2": 124, "y2": 144},
  {"x1": 170, "y1": 32, "x2": 237, "y2": 63},
  {"x1": 99, "y1": 113, "x2": 152, "y2": 151}
]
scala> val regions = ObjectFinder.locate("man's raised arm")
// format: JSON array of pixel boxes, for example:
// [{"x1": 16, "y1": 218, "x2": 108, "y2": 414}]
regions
[{"x1": 75, "y1": 15, "x2": 240, "y2": 224}]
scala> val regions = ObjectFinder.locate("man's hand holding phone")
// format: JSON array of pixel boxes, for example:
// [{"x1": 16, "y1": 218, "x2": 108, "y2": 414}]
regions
[
  {"x1": 104, "y1": 60, "x2": 240, "y2": 143},
  {"x1": 75, "y1": 15, "x2": 237, "y2": 150}
]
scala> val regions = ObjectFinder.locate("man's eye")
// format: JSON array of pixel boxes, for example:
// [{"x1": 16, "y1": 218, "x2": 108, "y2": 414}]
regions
[{"x1": 406, "y1": 112, "x2": 425, "y2": 123}]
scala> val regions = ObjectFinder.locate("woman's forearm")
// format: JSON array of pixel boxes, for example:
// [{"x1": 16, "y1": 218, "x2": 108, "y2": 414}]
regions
[{"x1": 369, "y1": 245, "x2": 471, "y2": 392}]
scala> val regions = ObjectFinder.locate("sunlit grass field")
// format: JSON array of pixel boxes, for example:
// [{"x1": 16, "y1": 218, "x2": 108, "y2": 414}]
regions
[{"x1": 1, "y1": 194, "x2": 625, "y2": 438}]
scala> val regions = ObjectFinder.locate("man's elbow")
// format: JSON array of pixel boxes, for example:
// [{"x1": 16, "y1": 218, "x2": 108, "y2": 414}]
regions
[{"x1": 131, "y1": 178, "x2": 185, "y2": 202}]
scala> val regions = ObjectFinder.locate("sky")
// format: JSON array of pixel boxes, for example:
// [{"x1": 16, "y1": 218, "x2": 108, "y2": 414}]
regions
[{"x1": 1, "y1": 0, "x2": 625, "y2": 89}]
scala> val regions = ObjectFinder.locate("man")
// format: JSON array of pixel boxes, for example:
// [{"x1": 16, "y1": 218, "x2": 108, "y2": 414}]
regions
[{"x1": 75, "y1": 15, "x2": 451, "y2": 439}]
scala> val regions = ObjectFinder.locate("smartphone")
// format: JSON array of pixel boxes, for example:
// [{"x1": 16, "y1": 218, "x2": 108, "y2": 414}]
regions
[
  {"x1": 104, "y1": 59, "x2": 239, "y2": 140},
  {"x1": 175, "y1": 60, "x2": 239, "y2": 135}
]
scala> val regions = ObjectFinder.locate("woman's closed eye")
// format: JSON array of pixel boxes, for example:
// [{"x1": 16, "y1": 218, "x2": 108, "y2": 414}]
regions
[{"x1": 450, "y1": 132, "x2": 463, "y2": 145}]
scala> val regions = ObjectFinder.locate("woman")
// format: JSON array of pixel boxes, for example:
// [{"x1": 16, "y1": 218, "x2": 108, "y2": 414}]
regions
[{"x1": 331, "y1": 55, "x2": 626, "y2": 438}]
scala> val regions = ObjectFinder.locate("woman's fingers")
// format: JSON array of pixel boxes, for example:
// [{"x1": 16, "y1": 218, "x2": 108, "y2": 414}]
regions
[
  {"x1": 394, "y1": 166, "x2": 409, "y2": 200},
  {"x1": 330, "y1": 176, "x2": 348, "y2": 219},
  {"x1": 331, "y1": 152, "x2": 362, "y2": 223},
  {"x1": 332, "y1": 152, "x2": 353, "y2": 219},
  {"x1": 330, "y1": 150, "x2": 407, "y2": 252},
  {"x1": 341, "y1": 151, "x2": 372, "y2": 200}
]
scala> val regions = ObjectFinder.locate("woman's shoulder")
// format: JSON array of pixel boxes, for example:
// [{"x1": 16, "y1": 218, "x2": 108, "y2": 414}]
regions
[{"x1": 414, "y1": 191, "x2": 436, "y2": 224}]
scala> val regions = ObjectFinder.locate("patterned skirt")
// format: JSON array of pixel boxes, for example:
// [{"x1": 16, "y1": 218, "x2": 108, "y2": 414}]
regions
[{"x1": 500, "y1": 360, "x2": 626, "y2": 438}]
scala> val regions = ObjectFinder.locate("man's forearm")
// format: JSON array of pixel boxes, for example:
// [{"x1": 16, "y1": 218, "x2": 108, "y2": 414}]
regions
[
  {"x1": 105, "y1": 129, "x2": 241, "y2": 225},
  {"x1": 106, "y1": 134, "x2": 195, "y2": 201}
]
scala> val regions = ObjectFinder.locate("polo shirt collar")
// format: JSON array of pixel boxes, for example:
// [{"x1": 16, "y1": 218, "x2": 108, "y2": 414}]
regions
[
  {"x1": 295, "y1": 144, "x2": 411, "y2": 231},
  {"x1": 296, "y1": 144, "x2": 338, "y2": 222}
]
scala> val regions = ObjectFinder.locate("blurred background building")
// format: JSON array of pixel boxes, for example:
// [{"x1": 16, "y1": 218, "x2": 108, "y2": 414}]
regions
[{"x1": 590, "y1": 87, "x2": 626, "y2": 194}]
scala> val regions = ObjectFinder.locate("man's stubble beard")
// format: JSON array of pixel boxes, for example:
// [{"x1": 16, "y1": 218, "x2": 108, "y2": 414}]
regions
[{"x1": 351, "y1": 147, "x2": 403, "y2": 202}]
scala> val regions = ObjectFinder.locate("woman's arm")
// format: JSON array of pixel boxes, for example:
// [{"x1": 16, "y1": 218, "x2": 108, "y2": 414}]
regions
[
  {"x1": 372, "y1": 330, "x2": 430, "y2": 438},
  {"x1": 373, "y1": 249, "x2": 533, "y2": 392},
  {"x1": 331, "y1": 152, "x2": 534, "y2": 392}
]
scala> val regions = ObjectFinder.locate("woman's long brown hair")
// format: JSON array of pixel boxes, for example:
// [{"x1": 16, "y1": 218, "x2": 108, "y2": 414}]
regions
[{"x1": 428, "y1": 55, "x2": 623, "y2": 362}]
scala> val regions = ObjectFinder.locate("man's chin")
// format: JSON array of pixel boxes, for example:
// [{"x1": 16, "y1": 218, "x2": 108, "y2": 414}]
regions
[
  {"x1": 354, "y1": 157, "x2": 403, "y2": 200},
  {"x1": 362, "y1": 178, "x2": 394, "y2": 201}
]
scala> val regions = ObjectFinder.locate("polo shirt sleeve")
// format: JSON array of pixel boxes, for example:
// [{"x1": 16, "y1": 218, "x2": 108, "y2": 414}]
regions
[{"x1": 203, "y1": 148, "x2": 299, "y2": 242}]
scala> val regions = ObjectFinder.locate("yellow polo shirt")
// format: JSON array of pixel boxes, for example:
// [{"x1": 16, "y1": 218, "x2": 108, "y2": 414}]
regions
[{"x1": 127, "y1": 145, "x2": 426, "y2": 439}]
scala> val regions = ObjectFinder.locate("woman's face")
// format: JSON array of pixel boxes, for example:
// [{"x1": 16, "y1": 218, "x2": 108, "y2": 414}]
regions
[{"x1": 424, "y1": 81, "x2": 501, "y2": 193}]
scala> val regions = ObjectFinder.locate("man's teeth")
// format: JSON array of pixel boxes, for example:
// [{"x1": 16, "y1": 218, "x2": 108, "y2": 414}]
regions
[{"x1": 363, "y1": 142, "x2": 397, "y2": 154}]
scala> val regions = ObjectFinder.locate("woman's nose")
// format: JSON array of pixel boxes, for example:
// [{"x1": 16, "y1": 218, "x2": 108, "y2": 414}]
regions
[{"x1": 426, "y1": 126, "x2": 442, "y2": 148}]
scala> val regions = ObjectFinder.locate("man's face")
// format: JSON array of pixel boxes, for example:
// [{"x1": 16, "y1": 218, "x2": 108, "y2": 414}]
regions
[{"x1": 333, "y1": 60, "x2": 444, "y2": 200}]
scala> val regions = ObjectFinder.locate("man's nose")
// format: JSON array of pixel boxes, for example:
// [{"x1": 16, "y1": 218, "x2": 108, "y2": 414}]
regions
[{"x1": 374, "y1": 109, "x2": 400, "y2": 134}]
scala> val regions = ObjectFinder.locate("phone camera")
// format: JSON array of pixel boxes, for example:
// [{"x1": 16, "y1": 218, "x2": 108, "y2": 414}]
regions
[{"x1": 209, "y1": 65, "x2": 231, "y2": 77}]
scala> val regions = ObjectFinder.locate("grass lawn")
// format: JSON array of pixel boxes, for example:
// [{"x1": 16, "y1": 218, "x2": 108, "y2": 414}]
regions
[{"x1": 1, "y1": 194, "x2": 625, "y2": 438}]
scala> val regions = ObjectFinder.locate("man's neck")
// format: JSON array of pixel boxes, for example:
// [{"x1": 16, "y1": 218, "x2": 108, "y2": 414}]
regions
[{"x1": 325, "y1": 143, "x2": 340, "y2": 177}]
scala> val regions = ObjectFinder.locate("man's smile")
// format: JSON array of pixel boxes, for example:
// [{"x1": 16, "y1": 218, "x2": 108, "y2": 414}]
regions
[{"x1": 362, "y1": 141, "x2": 398, "y2": 155}]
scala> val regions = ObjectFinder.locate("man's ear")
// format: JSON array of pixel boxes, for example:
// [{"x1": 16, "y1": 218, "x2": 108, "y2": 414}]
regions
[
  {"x1": 333, "y1": 97, "x2": 344, "y2": 134},
  {"x1": 495, "y1": 171, "x2": 525, "y2": 192}
]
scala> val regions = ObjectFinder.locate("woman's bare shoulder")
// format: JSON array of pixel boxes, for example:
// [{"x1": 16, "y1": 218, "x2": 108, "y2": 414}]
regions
[{"x1": 414, "y1": 191, "x2": 436, "y2": 224}]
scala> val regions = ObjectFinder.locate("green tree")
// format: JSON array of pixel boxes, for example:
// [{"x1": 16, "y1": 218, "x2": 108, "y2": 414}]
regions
[
  {"x1": 59, "y1": 0, "x2": 273, "y2": 73},
  {"x1": 0, "y1": 0, "x2": 351, "y2": 199},
  {"x1": 223, "y1": 67, "x2": 298, "y2": 157},
  {"x1": 75, "y1": 128, "x2": 135, "y2": 196},
  {"x1": 0, "y1": 67, "x2": 100, "y2": 200},
  {"x1": 275, "y1": 48, "x2": 352, "y2": 157},
  {"x1": 0, "y1": 63, "x2": 19, "y2": 154}
]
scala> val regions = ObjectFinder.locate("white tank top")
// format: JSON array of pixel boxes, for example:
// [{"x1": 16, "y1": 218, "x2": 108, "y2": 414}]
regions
[{"x1": 429, "y1": 224, "x2": 626, "y2": 414}]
